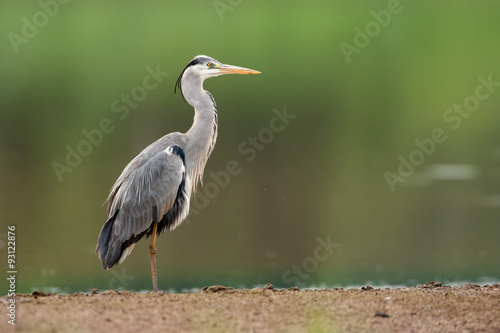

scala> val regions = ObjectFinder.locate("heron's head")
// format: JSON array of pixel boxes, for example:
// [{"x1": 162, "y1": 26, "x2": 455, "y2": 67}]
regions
[{"x1": 175, "y1": 55, "x2": 260, "y2": 100}]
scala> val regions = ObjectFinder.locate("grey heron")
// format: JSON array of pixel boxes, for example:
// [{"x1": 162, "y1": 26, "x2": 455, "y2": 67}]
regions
[{"x1": 96, "y1": 55, "x2": 260, "y2": 292}]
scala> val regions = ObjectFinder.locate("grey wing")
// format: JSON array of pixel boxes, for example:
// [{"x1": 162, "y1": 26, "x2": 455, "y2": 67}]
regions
[
  {"x1": 96, "y1": 146, "x2": 185, "y2": 269},
  {"x1": 106, "y1": 132, "x2": 186, "y2": 217}
]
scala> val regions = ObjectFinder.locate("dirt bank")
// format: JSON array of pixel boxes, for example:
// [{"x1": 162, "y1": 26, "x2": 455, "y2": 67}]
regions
[{"x1": 2, "y1": 282, "x2": 499, "y2": 332}]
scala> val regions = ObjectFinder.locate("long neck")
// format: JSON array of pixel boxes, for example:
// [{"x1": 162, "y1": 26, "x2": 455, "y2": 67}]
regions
[{"x1": 183, "y1": 81, "x2": 218, "y2": 193}]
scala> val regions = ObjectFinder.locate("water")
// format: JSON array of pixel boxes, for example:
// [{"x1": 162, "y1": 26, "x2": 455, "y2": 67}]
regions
[{"x1": 2, "y1": 1, "x2": 500, "y2": 296}]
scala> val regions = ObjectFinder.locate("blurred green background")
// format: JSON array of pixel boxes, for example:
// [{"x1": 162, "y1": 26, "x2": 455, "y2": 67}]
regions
[{"x1": 1, "y1": 1, "x2": 500, "y2": 293}]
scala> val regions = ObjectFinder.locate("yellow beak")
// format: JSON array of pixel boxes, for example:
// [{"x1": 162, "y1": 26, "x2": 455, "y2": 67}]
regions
[{"x1": 218, "y1": 64, "x2": 261, "y2": 75}]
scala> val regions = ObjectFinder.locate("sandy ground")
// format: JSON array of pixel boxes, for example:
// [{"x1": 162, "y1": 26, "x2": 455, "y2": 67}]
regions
[{"x1": 1, "y1": 282, "x2": 499, "y2": 333}]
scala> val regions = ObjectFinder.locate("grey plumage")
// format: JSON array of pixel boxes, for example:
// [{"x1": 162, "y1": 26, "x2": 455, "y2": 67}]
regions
[
  {"x1": 97, "y1": 143, "x2": 188, "y2": 268},
  {"x1": 95, "y1": 55, "x2": 259, "y2": 291}
]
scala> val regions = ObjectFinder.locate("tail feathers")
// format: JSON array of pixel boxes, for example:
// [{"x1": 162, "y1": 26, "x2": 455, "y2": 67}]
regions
[
  {"x1": 96, "y1": 211, "x2": 123, "y2": 270},
  {"x1": 96, "y1": 210, "x2": 146, "y2": 269}
]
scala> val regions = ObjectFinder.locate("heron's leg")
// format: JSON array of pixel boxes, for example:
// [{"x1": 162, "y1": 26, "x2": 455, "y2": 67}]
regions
[{"x1": 149, "y1": 222, "x2": 159, "y2": 293}]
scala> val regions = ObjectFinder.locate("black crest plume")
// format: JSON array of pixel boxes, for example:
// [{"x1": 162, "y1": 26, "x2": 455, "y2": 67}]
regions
[{"x1": 174, "y1": 57, "x2": 205, "y2": 102}]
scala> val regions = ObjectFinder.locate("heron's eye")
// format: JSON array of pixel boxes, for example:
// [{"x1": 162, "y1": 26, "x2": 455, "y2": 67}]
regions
[{"x1": 207, "y1": 62, "x2": 214, "y2": 68}]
